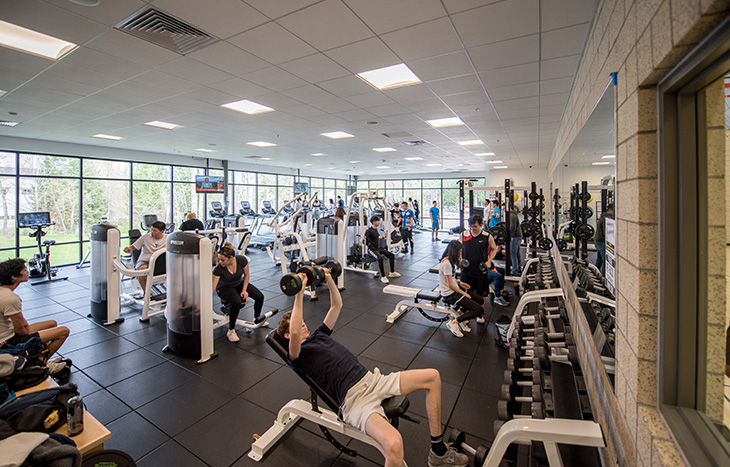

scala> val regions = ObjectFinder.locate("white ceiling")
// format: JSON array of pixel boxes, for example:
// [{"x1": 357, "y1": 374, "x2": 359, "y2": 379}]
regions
[{"x1": 0, "y1": 0, "x2": 598, "y2": 175}]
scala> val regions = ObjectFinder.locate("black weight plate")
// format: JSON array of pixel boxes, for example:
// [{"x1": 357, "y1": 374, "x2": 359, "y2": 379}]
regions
[
  {"x1": 574, "y1": 223, "x2": 595, "y2": 240},
  {"x1": 529, "y1": 191, "x2": 541, "y2": 201}
]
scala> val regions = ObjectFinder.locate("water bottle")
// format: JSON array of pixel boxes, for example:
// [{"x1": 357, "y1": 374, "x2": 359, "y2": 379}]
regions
[
  {"x1": 66, "y1": 395, "x2": 84, "y2": 436},
  {"x1": 101, "y1": 215, "x2": 108, "y2": 224}
]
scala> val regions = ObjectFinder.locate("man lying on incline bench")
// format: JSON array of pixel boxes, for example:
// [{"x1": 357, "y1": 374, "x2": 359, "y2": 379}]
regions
[{"x1": 277, "y1": 270, "x2": 468, "y2": 467}]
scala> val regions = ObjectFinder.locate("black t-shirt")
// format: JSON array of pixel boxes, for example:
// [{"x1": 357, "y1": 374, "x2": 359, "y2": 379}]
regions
[
  {"x1": 364, "y1": 226, "x2": 380, "y2": 251},
  {"x1": 180, "y1": 218, "x2": 205, "y2": 231},
  {"x1": 290, "y1": 323, "x2": 368, "y2": 406},
  {"x1": 212, "y1": 255, "x2": 248, "y2": 290},
  {"x1": 508, "y1": 211, "x2": 522, "y2": 238},
  {"x1": 462, "y1": 232, "x2": 491, "y2": 275}
]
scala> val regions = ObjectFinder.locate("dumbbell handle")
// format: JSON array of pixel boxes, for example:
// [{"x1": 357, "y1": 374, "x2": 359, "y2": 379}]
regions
[
  {"x1": 312, "y1": 256, "x2": 328, "y2": 265},
  {"x1": 254, "y1": 308, "x2": 279, "y2": 324}
]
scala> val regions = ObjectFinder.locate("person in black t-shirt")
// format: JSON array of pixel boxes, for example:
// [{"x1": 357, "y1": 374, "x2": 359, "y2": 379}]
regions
[
  {"x1": 461, "y1": 215, "x2": 509, "y2": 307},
  {"x1": 276, "y1": 271, "x2": 468, "y2": 467},
  {"x1": 361, "y1": 216, "x2": 399, "y2": 284},
  {"x1": 179, "y1": 212, "x2": 205, "y2": 231},
  {"x1": 212, "y1": 242, "x2": 265, "y2": 342}
]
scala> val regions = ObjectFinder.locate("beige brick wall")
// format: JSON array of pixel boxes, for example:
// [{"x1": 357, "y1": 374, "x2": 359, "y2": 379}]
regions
[{"x1": 550, "y1": 0, "x2": 730, "y2": 465}]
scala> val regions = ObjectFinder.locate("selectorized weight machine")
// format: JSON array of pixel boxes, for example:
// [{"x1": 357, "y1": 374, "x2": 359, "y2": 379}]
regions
[{"x1": 17, "y1": 211, "x2": 68, "y2": 286}]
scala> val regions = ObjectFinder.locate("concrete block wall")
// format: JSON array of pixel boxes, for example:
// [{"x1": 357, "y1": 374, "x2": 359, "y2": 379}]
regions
[{"x1": 549, "y1": 0, "x2": 730, "y2": 465}]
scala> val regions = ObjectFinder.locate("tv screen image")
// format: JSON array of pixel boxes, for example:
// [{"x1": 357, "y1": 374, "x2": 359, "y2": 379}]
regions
[
  {"x1": 18, "y1": 212, "x2": 51, "y2": 228},
  {"x1": 293, "y1": 181, "x2": 309, "y2": 195},
  {"x1": 195, "y1": 175, "x2": 225, "y2": 193}
]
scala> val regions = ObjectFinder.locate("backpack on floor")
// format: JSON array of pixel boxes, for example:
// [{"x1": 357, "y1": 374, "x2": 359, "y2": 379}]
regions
[
  {"x1": 0, "y1": 383, "x2": 78, "y2": 433},
  {"x1": 494, "y1": 315, "x2": 511, "y2": 348}
]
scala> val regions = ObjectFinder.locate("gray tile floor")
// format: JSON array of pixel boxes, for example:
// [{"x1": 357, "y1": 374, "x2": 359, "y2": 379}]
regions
[{"x1": 17, "y1": 232, "x2": 518, "y2": 466}]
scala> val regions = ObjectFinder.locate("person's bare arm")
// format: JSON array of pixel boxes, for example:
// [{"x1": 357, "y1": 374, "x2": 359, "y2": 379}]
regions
[
  {"x1": 322, "y1": 270, "x2": 342, "y2": 330},
  {"x1": 288, "y1": 273, "x2": 308, "y2": 360},
  {"x1": 241, "y1": 262, "x2": 250, "y2": 299},
  {"x1": 211, "y1": 274, "x2": 220, "y2": 292},
  {"x1": 487, "y1": 234, "x2": 499, "y2": 268},
  {"x1": 10, "y1": 313, "x2": 31, "y2": 335}
]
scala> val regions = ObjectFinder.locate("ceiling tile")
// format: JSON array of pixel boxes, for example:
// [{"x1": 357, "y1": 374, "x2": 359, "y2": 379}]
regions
[
  {"x1": 540, "y1": 54, "x2": 581, "y2": 80},
  {"x1": 381, "y1": 17, "x2": 463, "y2": 62},
  {"x1": 188, "y1": 41, "x2": 270, "y2": 76},
  {"x1": 469, "y1": 35, "x2": 540, "y2": 72},
  {"x1": 343, "y1": 0, "x2": 446, "y2": 35},
  {"x1": 244, "y1": 0, "x2": 322, "y2": 19},
  {"x1": 541, "y1": 23, "x2": 591, "y2": 60},
  {"x1": 157, "y1": 58, "x2": 234, "y2": 85},
  {"x1": 343, "y1": 92, "x2": 395, "y2": 108},
  {"x1": 441, "y1": 91, "x2": 490, "y2": 107},
  {"x1": 451, "y1": 0, "x2": 538, "y2": 48},
  {"x1": 407, "y1": 51, "x2": 473, "y2": 82},
  {"x1": 489, "y1": 82, "x2": 539, "y2": 102},
  {"x1": 277, "y1": 0, "x2": 373, "y2": 51},
  {"x1": 311, "y1": 98, "x2": 358, "y2": 114},
  {"x1": 427, "y1": 74, "x2": 483, "y2": 96},
  {"x1": 494, "y1": 96, "x2": 539, "y2": 112},
  {"x1": 324, "y1": 38, "x2": 401, "y2": 74},
  {"x1": 540, "y1": 92, "x2": 569, "y2": 107},
  {"x1": 152, "y1": 0, "x2": 268, "y2": 39},
  {"x1": 479, "y1": 62, "x2": 539, "y2": 88},
  {"x1": 280, "y1": 53, "x2": 350, "y2": 83},
  {"x1": 251, "y1": 92, "x2": 303, "y2": 110},
  {"x1": 1, "y1": 0, "x2": 108, "y2": 45},
  {"x1": 540, "y1": 77, "x2": 574, "y2": 95},
  {"x1": 86, "y1": 30, "x2": 182, "y2": 68},
  {"x1": 241, "y1": 67, "x2": 308, "y2": 92},
  {"x1": 130, "y1": 71, "x2": 199, "y2": 94},
  {"x1": 207, "y1": 78, "x2": 270, "y2": 98},
  {"x1": 42, "y1": 0, "x2": 146, "y2": 27},
  {"x1": 383, "y1": 84, "x2": 435, "y2": 103},
  {"x1": 43, "y1": 62, "x2": 125, "y2": 89},
  {"x1": 62, "y1": 47, "x2": 150, "y2": 79},
  {"x1": 283, "y1": 105, "x2": 327, "y2": 118},
  {"x1": 282, "y1": 85, "x2": 336, "y2": 104},
  {"x1": 316, "y1": 75, "x2": 375, "y2": 98},
  {"x1": 541, "y1": 0, "x2": 598, "y2": 31},
  {"x1": 229, "y1": 22, "x2": 317, "y2": 65}
]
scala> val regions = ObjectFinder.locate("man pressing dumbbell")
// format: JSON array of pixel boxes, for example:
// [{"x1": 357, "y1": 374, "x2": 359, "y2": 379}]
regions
[
  {"x1": 277, "y1": 269, "x2": 468, "y2": 467},
  {"x1": 362, "y1": 215, "x2": 400, "y2": 284},
  {"x1": 461, "y1": 215, "x2": 509, "y2": 307}
]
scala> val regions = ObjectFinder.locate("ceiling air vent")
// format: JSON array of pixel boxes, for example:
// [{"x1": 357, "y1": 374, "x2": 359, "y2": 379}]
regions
[
  {"x1": 114, "y1": 8, "x2": 219, "y2": 55},
  {"x1": 381, "y1": 131, "x2": 413, "y2": 139},
  {"x1": 404, "y1": 140, "x2": 427, "y2": 146}
]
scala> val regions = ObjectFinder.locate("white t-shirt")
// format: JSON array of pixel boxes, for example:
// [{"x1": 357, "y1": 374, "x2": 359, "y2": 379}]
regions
[
  {"x1": 0, "y1": 286, "x2": 22, "y2": 342},
  {"x1": 437, "y1": 258, "x2": 456, "y2": 297},
  {"x1": 132, "y1": 233, "x2": 167, "y2": 263}
]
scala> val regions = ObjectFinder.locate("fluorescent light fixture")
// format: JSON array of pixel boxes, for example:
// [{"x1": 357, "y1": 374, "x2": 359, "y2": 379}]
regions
[
  {"x1": 427, "y1": 163, "x2": 441, "y2": 167},
  {"x1": 0, "y1": 19, "x2": 78, "y2": 60},
  {"x1": 0, "y1": 121, "x2": 20, "y2": 127},
  {"x1": 328, "y1": 167, "x2": 336, "y2": 170},
  {"x1": 405, "y1": 157, "x2": 423, "y2": 161},
  {"x1": 194, "y1": 148, "x2": 215, "y2": 153},
  {"x1": 485, "y1": 160, "x2": 503, "y2": 164},
  {"x1": 304, "y1": 163, "x2": 313, "y2": 166},
  {"x1": 376, "y1": 165, "x2": 391, "y2": 169},
  {"x1": 475, "y1": 152, "x2": 495, "y2": 156},
  {"x1": 458, "y1": 139, "x2": 484, "y2": 146},
  {"x1": 349, "y1": 160, "x2": 361, "y2": 163},
  {"x1": 310, "y1": 153, "x2": 325, "y2": 157},
  {"x1": 494, "y1": 166, "x2": 508, "y2": 169},
  {"x1": 426, "y1": 117, "x2": 464, "y2": 128},
  {"x1": 92, "y1": 134, "x2": 123, "y2": 141},
  {"x1": 357, "y1": 63, "x2": 421, "y2": 90},
  {"x1": 373, "y1": 147, "x2": 396, "y2": 152},
  {"x1": 144, "y1": 120, "x2": 182, "y2": 130},
  {"x1": 602, "y1": 155, "x2": 616, "y2": 159},
  {"x1": 259, "y1": 157, "x2": 272, "y2": 161},
  {"x1": 221, "y1": 99, "x2": 274, "y2": 115},
  {"x1": 592, "y1": 161, "x2": 610, "y2": 165},
  {"x1": 0, "y1": 90, "x2": 6, "y2": 98},
  {"x1": 321, "y1": 131, "x2": 353, "y2": 139},
  {"x1": 247, "y1": 141, "x2": 276, "y2": 147}
]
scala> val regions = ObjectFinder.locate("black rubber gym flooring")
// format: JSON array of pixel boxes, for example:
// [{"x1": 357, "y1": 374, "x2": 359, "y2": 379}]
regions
[{"x1": 16, "y1": 232, "x2": 519, "y2": 466}]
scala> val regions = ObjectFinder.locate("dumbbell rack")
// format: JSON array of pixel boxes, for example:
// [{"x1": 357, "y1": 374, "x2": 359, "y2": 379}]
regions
[
  {"x1": 571, "y1": 258, "x2": 613, "y2": 300},
  {"x1": 498, "y1": 294, "x2": 601, "y2": 466},
  {"x1": 521, "y1": 256, "x2": 558, "y2": 292}
]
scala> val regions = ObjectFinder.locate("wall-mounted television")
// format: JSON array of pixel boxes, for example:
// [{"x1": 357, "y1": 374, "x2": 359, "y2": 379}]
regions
[
  {"x1": 195, "y1": 175, "x2": 225, "y2": 193},
  {"x1": 293, "y1": 181, "x2": 309, "y2": 195}
]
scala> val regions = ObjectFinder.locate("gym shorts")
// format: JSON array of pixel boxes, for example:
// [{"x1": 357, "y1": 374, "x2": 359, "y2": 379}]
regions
[
  {"x1": 432, "y1": 220, "x2": 439, "y2": 230},
  {"x1": 135, "y1": 260, "x2": 149, "y2": 270},
  {"x1": 341, "y1": 368, "x2": 401, "y2": 433},
  {"x1": 5, "y1": 331, "x2": 41, "y2": 346}
]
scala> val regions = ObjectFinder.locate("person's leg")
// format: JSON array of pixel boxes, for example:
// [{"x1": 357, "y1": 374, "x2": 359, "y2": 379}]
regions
[
  {"x1": 217, "y1": 286, "x2": 242, "y2": 329},
  {"x1": 246, "y1": 283, "x2": 265, "y2": 319},
  {"x1": 453, "y1": 295, "x2": 483, "y2": 323},
  {"x1": 32, "y1": 321, "x2": 69, "y2": 357},
  {"x1": 384, "y1": 250, "x2": 396, "y2": 272},
  {"x1": 488, "y1": 268, "x2": 505, "y2": 294},
  {"x1": 467, "y1": 289, "x2": 485, "y2": 307},
  {"x1": 595, "y1": 242, "x2": 605, "y2": 275},
  {"x1": 400, "y1": 229, "x2": 408, "y2": 252},
  {"x1": 510, "y1": 237, "x2": 521, "y2": 275},
  {"x1": 364, "y1": 414, "x2": 404, "y2": 467},
  {"x1": 137, "y1": 263, "x2": 149, "y2": 291},
  {"x1": 371, "y1": 250, "x2": 386, "y2": 276},
  {"x1": 400, "y1": 369, "x2": 441, "y2": 437}
]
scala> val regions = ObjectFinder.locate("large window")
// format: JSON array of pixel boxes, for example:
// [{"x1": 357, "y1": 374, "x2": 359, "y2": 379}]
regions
[{"x1": 659, "y1": 18, "x2": 730, "y2": 465}]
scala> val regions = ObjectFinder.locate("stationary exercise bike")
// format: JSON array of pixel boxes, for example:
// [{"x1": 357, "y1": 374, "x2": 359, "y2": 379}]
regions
[{"x1": 18, "y1": 212, "x2": 68, "y2": 286}]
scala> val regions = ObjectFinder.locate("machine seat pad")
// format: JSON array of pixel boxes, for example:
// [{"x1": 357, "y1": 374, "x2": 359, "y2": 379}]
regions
[
  {"x1": 416, "y1": 291, "x2": 441, "y2": 302},
  {"x1": 381, "y1": 395, "x2": 409, "y2": 419},
  {"x1": 42, "y1": 240, "x2": 56, "y2": 246}
]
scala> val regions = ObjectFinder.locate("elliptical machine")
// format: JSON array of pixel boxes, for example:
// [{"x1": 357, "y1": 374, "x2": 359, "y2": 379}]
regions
[{"x1": 17, "y1": 212, "x2": 68, "y2": 286}]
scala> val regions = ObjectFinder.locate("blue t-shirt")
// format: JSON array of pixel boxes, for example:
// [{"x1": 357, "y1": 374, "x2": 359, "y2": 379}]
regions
[
  {"x1": 290, "y1": 324, "x2": 368, "y2": 406},
  {"x1": 489, "y1": 207, "x2": 501, "y2": 228},
  {"x1": 430, "y1": 206, "x2": 439, "y2": 221},
  {"x1": 400, "y1": 209, "x2": 414, "y2": 230}
]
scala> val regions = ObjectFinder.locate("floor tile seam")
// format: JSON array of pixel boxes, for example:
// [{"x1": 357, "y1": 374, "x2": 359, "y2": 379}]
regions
[
  {"x1": 136, "y1": 391, "x2": 238, "y2": 439},
  {"x1": 65, "y1": 340, "x2": 146, "y2": 369},
  {"x1": 140, "y1": 439, "x2": 213, "y2": 467},
  {"x1": 442, "y1": 346, "x2": 485, "y2": 431},
  {"x1": 90, "y1": 389, "x2": 135, "y2": 425},
  {"x1": 83, "y1": 358, "x2": 167, "y2": 387}
]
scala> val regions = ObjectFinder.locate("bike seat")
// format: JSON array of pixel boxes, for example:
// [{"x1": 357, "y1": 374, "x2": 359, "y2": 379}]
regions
[{"x1": 42, "y1": 240, "x2": 56, "y2": 246}]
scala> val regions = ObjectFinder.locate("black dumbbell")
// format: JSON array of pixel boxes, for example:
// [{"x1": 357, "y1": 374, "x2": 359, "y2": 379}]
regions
[
  {"x1": 460, "y1": 258, "x2": 489, "y2": 272},
  {"x1": 447, "y1": 430, "x2": 490, "y2": 467},
  {"x1": 280, "y1": 259, "x2": 343, "y2": 296}
]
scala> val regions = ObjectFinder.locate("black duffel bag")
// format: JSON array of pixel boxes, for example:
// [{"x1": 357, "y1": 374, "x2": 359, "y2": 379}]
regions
[{"x1": 0, "y1": 383, "x2": 78, "y2": 432}]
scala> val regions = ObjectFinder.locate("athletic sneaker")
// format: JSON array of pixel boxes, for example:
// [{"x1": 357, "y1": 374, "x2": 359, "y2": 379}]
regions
[
  {"x1": 46, "y1": 361, "x2": 67, "y2": 375},
  {"x1": 476, "y1": 316, "x2": 486, "y2": 324},
  {"x1": 446, "y1": 320, "x2": 463, "y2": 338},
  {"x1": 388, "y1": 271, "x2": 401, "y2": 278},
  {"x1": 381, "y1": 276, "x2": 390, "y2": 284},
  {"x1": 428, "y1": 445, "x2": 469, "y2": 467},
  {"x1": 227, "y1": 329, "x2": 240, "y2": 342},
  {"x1": 458, "y1": 321, "x2": 471, "y2": 333},
  {"x1": 48, "y1": 356, "x2": 63, "y2": 365},
  {"x1": 494, "y1": 296, "x2": 509, "y2": 307},
  {"x1": 410, "y1": 250, "x2": 414, "y2": 255}
]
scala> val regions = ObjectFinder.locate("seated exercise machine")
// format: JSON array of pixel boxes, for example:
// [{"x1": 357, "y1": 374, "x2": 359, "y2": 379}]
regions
[
  {"x1": 205, "y1": 202, "x2": 250, "y2": 253},
  {"x1": 163, "y1": 231, "x2": 278, "y2": 363},
  {"x1": 382, "y1": 285, "x2": 471, "y2": 333},
  {"x1": 140, "y1": 213, "x2": 175, "y2": 233},
  {"x1": 249, "y1": 329, "x2": 418, "y2": 465},
  {"x1": 17, "y1": 211, "x2": 68, "y2": 286},
  {"x1": 89, "y1": 222, "x2": 166, "y2": 325}
]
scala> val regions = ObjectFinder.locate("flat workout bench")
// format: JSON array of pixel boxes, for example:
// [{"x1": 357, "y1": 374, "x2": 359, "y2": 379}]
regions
[
  {"x1": 383, "y1": 285, "x2": 470, "y2": 333},
  {"x1": 249, "y1": 330, "x2": 417, "y2": 465}
]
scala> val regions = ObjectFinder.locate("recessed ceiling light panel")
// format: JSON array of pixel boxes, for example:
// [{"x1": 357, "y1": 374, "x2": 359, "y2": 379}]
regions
[
  {"x1": 247, "y1": 141, "x2": 276, "y2": 147},
  {"x1": 475, "y1": 152, "x2": 495, "y2": 156},
  {"x1": 194, "y1": 148, "x2": 215, "y2": 153},
  {"x1": 427, "y1": 163, "x2": 441, "y2": 167},
  {"x1": 321, "y1": 131, "x2": 354, "y2": 139},
  {"x1": 349, "y1": 160, "x2": 361, "y2": 163},
  {"x1": 221, "y1": 99, "x2": 274, "y2": 115},
  {"x1": 144, "y1": 120, "x2": 182, "y2": 130},
  {"x1": 426, "y1": 117, "x2": 464, "y2": 128},
  {"x1": 494, "y1": 166, "x2": 508, "y2": 169},
  {"x1": 405, "y1": 157, "x2": 423, "y2": 161},
  {"x1": 593, "y1": 161, "x2": 610, "y2": 165},
  {"x1": 0, "y1": 19, "x2": 78, "y2": 60},
  {"x1": 373, "y1": 147, "x2": 395, "y2": 152},
  {"x1": 458, "y1": 139, "x2": 484, "y2": 146},
  {"x1": 376, "y1": 165, "x2": 391, "y2": 169},
  {"x1": 310, "y1": 153, "x2": 325, "y2": 157},
  {"x1": 602, "y1": 155, "x2": 616, "y2": 159},
  {"x1": 0, "y1": 121, "x2": 20, "y2": 127},
  {"x1": 485, "y1": 160, "x2": 503, "y2": 164},
  {"x1": 357, "y1": 63, "x2": 421, "y2": 90},
  {"x1": 92, "y1": 134, "x2": 123, "y2": 141}
]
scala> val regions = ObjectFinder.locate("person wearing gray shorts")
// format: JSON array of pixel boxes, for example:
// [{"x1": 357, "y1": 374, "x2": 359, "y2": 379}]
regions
[{"x1": 277, "y1": 270, "x2": 468, "y2": 467}]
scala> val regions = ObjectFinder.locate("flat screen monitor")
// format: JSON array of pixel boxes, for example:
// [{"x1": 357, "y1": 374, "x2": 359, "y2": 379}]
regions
[
  {"x1": 293, "y1": 181, "x2": 309, "y2": 195},
  {"x1": 18, "y1": 212, "x2": 51, "y2": 228},
  {"x1": 195, "y1": 175, "x2": 225, "y2": 193}
]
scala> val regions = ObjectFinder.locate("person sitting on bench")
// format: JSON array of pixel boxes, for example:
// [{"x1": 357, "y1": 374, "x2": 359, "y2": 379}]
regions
[
  {"x1": 179, "y1": 212, "x2": 205, "y2": 231},
  {"x1": 438, "y1": 241, "x2": 486, "y2": 338},
  {"x1": 212, "y1": 242, "x2": 265, "y2": 343},
  {"x1": 361, "y1": 215, "x2": 400, "y2": 284},
  {"x1": 0, "y1": 258, "x2": 69, "y2": 373},
  {"x1": 461, "y1": 215, "x2": 509, "y2": 307},
  {"x1": 123, "y1": 220, "x2": 167, "y2": 291},
  {"x1": 277, "y1": 270, "x2": 468, "y2": 467}
]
